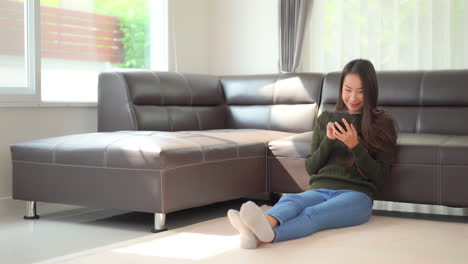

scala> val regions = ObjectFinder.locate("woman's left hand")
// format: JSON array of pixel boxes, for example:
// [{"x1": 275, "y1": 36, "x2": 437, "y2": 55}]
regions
[{"x1": 333, "y1": 118, "x2": 359, "y2": 149}]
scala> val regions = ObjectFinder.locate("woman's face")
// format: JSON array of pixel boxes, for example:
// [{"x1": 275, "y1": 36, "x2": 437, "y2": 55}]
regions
[{"x1": 341, "y1": 73, "x2": 364, "y2": 114}]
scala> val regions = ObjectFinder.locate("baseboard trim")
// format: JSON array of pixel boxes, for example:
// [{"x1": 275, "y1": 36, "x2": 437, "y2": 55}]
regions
[{"x1": 373, "y1": 200, "x2": 468, "y2": 216}]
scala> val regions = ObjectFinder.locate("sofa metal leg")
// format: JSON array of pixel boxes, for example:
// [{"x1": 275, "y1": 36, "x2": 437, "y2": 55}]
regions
[
  {"x1": 151, "y1": 213, "x2": 168, "y2": 233},
  {"x1": 24, "y1": 201, "x2": 40, "y2": 220}
]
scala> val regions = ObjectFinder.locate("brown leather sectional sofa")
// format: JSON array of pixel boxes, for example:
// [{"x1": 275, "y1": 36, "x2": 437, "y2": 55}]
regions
[{"x1": 10, "y1": 70, "x2": 468, "y2": 231}]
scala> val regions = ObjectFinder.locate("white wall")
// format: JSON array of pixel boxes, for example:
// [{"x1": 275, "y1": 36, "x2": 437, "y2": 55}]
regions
[
  {"x1": 169, "y1": 0, "x2": 210, "y2": 73},
  {"x1": 169, "y1": 0, "x2": 278, "y2": 75},
  {"x1": 207, "y1": 0, "x2": 278, "y2": 75}
]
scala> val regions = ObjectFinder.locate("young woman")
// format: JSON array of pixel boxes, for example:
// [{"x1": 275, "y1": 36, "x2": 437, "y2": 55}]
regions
[{"x1": 227, "y1": 59, "x2": 398, "y2": 249}]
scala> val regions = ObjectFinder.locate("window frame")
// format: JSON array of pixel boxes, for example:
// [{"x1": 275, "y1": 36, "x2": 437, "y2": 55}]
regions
[
  {"x1": 0, "y1": 0, "x2": 40, "y2": 104},
  {"x1": 0, "y1": 0, "x2": 168, "y2": 107}
]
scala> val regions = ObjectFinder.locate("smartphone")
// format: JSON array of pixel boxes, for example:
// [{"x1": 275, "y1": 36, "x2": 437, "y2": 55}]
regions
[{"x1": 331, "y1": 111, "x2": 353, "y2": 132}]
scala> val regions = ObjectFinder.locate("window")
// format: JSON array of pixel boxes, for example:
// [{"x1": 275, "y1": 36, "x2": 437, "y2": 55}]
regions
[
  {"x1": 0, "y1": 0, "x2": 26, "y2": 88},
  {"x1": 0, "y1": 0, "x2": 168, "y2": 105},
  {"x1": 0, "y1": 0, "x2": 38, "y2": 102}
]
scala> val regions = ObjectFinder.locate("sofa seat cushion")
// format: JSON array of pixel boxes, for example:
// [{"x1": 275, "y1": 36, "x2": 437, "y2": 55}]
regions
[
  {"x1": 439, "y1": 135, "x2": 468, "y2": 166},
  {"x1": 267, "y1": 132, "x2": 468, "y2": 201},
  {"x1": 268, "y1": 132, "x2": 468, "y2": 166},
  {"x1": 267, "y1": 132, "x2": 454, "y2": 164},
  {"x1": 395, "y1": 133, "x2": 468, "y2": 166},
  {"x1": 394, "y1": 133, "x2": 452, "y2": 165},
  {"x1": 11, "y1": 129, "x2": 294, "y2": 171}
]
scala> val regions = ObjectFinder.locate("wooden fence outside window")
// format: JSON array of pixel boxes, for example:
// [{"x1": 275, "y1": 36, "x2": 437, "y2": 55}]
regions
[{"x1": 0, "y1": 0, "x2": 124, "y2": 63}]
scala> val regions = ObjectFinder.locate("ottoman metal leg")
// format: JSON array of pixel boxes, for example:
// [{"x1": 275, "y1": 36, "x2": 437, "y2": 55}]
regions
[
  {"x1": 151, "y1": 213, "x2": 168, "y2": 233},
  {"x1": 24, "y1": 201, "x2": 40, "y2": 220}
]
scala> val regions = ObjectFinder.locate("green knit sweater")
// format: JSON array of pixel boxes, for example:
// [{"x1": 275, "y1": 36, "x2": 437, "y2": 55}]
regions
[{"x1": 305, "y1": 111, "x2": 395, "y2": 199}]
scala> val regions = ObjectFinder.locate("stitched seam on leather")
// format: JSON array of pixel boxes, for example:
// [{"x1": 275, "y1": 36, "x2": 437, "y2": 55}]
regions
[
  {"x1": 273, "y1": 75, "x2": 279, "y2": 105},
  {"x1": 416, "y1": 72, "x2": 424, "y2": 133},
  {"x1": 265, "y1": 141, "x2": 269, "y2": 191},
  {"x1": 17, "y1": 157, "x2": 468, "y2": 173},
  {"x1": 150, "y1": 72, "x2": 171, "y2": 131},
  {"x1": 165, "y1": 107, "x2": 173, "y2": 131},
  {"x1": 161, "y1": 169, "x2": 164, "y2": 212},
  {"x1": 158, "y1": 132, "x2": 206, "y2": 162},
  {"x1": 181, "y1": 72, "x2": 203, "y2": 130},
  {"x1": 267, "y1": 157, "x2": 461, "y2": 167},
  {"x1": 103, "y1": 134, "x2": 137, "y2": 167},
  {"x1": 195, "y1": 111, "x2": 202, "y2": 130},
  {"x1": 12, "y1": 155, "x2": 265, "y2": 171},
  {"x1": 182, "y1": 131, "x2": 243, "y2": 159},
  {"x1": 267, "y1": 106, "x2": 272, "y2": 130},
  {"x1": 177, "y1": 73, "x2": 200, "y2": 129},
  {"x1": 269, "y1": 75, "x2": 281, "y2": 130},
  {"x1": 50, "y1": 136, "x2": 81, "y2": 164},
  {"x1": 177, "y1": 72, "x2": 193, "y2": 106},
  {"x1": 12, "y1": 160, "x2": 163, "y2": 171},
  {"x1": 438, "y1": 145, "x2": 441, "y2": 205},
  {"x1": 437, "y1": 136, "x2": 452, "y2": 205},
  {"x1": 149, "y1": 131, "x2": 165, "y2": 168},
  {"x1": 151, "y1": 72, "x2": 164, "y2": 105},
  {"x1": 164, "y1": 155, "x2": 264, "y2": 171},
  {"x1": 177, "y1": 73, "x2": 202, "y2": 130},
  {"x1": 116, "y1": 72, "x2": 138, "y2": 130}
]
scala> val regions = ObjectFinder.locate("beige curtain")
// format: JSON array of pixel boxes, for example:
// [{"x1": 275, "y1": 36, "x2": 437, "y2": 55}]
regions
[{"x1": 278, "y1": 0, "x2": 308, "y2": 73}]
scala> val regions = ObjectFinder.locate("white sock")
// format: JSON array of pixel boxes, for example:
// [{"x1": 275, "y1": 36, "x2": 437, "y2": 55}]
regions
[
  {"x1": 240, "y1": 201, "x2": 275, "y2": 243},
  {"x1": 227, "y1": 209, "x2": 258, "y2": 249}
]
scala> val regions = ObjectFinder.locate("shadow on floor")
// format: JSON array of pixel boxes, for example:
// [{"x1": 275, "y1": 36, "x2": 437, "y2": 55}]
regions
[{"x1": 41, "y1": 197, "x2": 271, "y2": 233}]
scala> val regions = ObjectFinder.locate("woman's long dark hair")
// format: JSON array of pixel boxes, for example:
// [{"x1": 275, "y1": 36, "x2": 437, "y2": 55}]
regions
[{"x1": 336, "y1": 59, "x2": 398, "y2": 164}]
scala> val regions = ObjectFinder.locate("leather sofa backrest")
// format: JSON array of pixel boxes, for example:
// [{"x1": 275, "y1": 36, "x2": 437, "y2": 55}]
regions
[
  {"x1": 320, "y1": 70, "x2": 468, "y2": 134},
  {"x1": 98, "y1": 71, "x2": 226, "y2": 132},
  {"x1": 221, "y1": 73, "x2": 324, "y2": 133},
  {"x1": 99, "y1": 70, "x2": 468, "y2": 135}
]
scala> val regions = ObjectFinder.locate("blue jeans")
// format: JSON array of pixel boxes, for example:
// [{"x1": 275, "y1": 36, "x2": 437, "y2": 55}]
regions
[{"x1": 265, "y1": 189, "x2": 373, "y2": 243}]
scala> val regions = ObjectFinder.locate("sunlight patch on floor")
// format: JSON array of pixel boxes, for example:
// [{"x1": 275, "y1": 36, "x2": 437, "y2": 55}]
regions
[{"x1": 113, "y1": 232, "x2": 240, "y2": 260}]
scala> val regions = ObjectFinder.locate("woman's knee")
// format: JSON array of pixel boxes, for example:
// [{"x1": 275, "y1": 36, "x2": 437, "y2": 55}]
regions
[
  {"x1": 346, "y1": 192, "x2": 373, "y2": 215},
  {"x1": 300, "y1": 192, "x2": 372, "y2": 227},
  {"x1": 280, "y1": 190, "x2": 324, "y2": 203},
  {"x1": 348, "y1": 195, "x2": 373, "y2": 224},
  {"x1": 276, "y1": 193, "x2": 310, "y2": 210},
  {"x1": 355, "y1": 203, "x2": 372, "y2": 222},
  {"x1": 278, "y1": 193, "x2": 302, "y2": 203},
  {"x1": 355, "y1": 191, "x2": 372, "y2": 205}
]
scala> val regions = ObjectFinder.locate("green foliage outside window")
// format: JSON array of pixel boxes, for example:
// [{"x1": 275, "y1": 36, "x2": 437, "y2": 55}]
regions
[
  {"x1": 93, "y1": 0, "x2": 151, "y2": 69},
  {"x1": 38, "y1": 0, "x2": 151, "y2": 69}
]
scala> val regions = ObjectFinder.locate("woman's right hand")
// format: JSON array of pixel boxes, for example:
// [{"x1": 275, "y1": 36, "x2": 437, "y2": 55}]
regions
[{"x1": 326, "y1": 122, "x2": 337, "y2": 140}]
